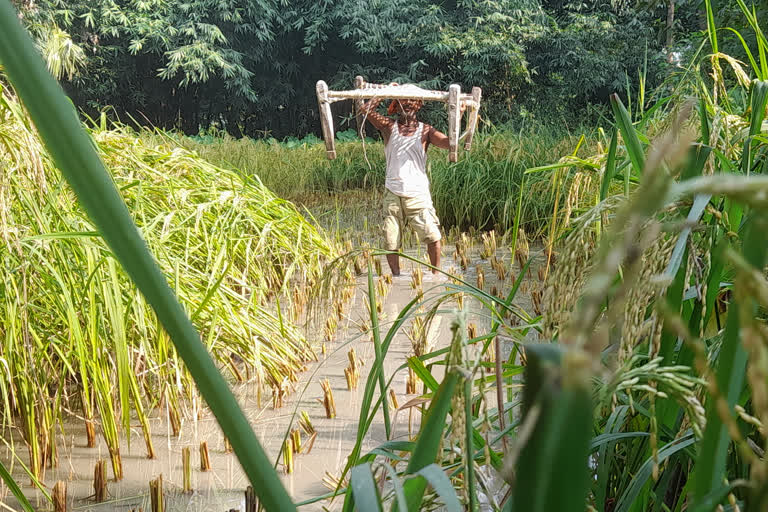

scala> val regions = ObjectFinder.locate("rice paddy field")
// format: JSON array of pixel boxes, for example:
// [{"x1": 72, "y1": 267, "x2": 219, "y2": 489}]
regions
[{"x1": 3, "y1": 1, "x2": 768, "y2": 511}]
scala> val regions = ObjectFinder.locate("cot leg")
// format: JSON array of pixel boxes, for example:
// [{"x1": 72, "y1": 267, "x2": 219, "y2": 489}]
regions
[
  {"x1": 316, "y1": 80, "x2": 337, "y2": 160},
  {"x1": 354, "y1": 75, "x2": 366, "y2": 138},
  {"x1": 464, "y1": 86, "x2": 482, "y2": 151},
  {"x1": 447, "y1": 84, "x2": 461, "y2": 163}
]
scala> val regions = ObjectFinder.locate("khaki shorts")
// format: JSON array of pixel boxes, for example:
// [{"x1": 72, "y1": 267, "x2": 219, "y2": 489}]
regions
[{"x1": 383, "y1": 190, "x2": 441, "y2": 250}]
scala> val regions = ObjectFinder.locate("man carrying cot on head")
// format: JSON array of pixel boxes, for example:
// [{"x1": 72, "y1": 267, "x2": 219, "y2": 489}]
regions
[{"x1": 359, "y1": 84, "x2": 451, "y2": 280}]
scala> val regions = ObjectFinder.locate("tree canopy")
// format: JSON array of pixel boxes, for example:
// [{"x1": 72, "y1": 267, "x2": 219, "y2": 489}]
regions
[{"x1": 12, "y1": 0, "x2": 734, "y2": 137}]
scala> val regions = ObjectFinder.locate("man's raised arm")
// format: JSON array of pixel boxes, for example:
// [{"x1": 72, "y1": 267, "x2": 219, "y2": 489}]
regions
[
  {"x1": 427, "y1": 125, "x2": 450, "y2": 150},
  {"x1": 359, "y1": 98, "x2": 392, "y2": 133}
]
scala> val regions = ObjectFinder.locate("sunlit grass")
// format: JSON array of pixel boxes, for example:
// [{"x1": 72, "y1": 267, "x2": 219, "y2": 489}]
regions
[{"x1": 0, "y1": 85, "x2": 339, "y2": 487}]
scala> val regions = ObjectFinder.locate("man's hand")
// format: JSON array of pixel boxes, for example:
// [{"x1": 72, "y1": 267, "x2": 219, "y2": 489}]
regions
[
  {"x1": 359, "y1": 97, "x2": 392, "y2": 134},
  {"x1": 360, "y1": 97, "x2": 381, "y2": 115}
]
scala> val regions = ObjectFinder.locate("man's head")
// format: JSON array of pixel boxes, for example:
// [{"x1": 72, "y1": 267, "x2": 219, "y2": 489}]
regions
[{"x1": 388, "y1": 99, "x2": 424, "y2": 117}]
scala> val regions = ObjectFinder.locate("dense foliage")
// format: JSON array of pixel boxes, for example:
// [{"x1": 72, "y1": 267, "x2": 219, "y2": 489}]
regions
[{"x1": 13, "y1": 0, "x2": 711, "y2": 137}]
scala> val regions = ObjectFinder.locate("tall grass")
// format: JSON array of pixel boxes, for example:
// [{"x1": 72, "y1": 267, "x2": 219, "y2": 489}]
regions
[
  {"x1": 147, "y1": 124, "x2": 595, "y2": 237},
  {"x1": 0, "y1": 79, "x2": 339, "y2": 486}
]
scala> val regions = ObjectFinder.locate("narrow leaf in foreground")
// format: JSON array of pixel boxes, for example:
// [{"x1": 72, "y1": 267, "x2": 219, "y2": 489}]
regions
[
  {"x1": 506, "y1": 344, "x2": 592, "y2": 512},
  {"x1": 610, "y1": 94, "x2": 645, "y2": 175},
  {"x1": 350, "y1": 463, "x2": 383, "y2": 512},
  {"x1": 0, "y1": 459, "x2": 35, "y2": 512},
  {"x1": 395, "y1": 315, "x2": 465, "y2": 512}
]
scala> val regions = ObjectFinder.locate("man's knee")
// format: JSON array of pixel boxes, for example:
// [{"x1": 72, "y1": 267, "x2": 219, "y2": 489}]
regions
[
  {"x1": 383, "y1": 216, "x2": 401, "y2": 251},
  {"x1": 414, "y1": 209, "x2": 441, "y2": 245}
]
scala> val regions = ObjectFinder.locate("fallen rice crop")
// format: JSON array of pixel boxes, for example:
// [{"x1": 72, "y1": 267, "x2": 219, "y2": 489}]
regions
[{"x1": 0, "y1": 84, "x2": 338, "y2": 481}]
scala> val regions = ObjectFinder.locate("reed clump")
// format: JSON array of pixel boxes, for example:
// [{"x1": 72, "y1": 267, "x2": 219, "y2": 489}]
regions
[
  {"x1": 320, "y1": 379, "x2": 336, "y2": 419},
  {"x1": 345, "y1": 348, "x2": 362, "y2": 390}
]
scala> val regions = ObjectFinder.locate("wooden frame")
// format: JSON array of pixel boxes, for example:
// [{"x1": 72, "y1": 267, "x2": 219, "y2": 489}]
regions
[{"x1": 316, "y1": 76, "x2": 482, "y2": 162}]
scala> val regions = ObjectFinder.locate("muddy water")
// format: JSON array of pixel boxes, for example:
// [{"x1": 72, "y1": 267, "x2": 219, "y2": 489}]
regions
[{"x1": 1, "y1": 246, "x2": 542, "y2": 511}]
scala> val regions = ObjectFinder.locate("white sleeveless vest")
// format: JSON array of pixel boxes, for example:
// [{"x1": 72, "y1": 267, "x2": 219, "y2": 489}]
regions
[{"x1": 384, "y1": 122, "x2": 431, "y2": 200}]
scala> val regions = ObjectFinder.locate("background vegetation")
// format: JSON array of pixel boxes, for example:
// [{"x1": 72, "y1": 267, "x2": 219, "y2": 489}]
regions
[
  {"x1": 10, "y1": 0, "x2": 725, "y2": 137},
  {"x1": 147, "y1": 124, "x2": 594, "y2": 235}
]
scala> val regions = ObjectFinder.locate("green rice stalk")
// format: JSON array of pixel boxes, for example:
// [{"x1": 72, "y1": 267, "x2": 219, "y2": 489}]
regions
[{"x1": 0, "y1": 6, "x2": 299, "y2": 509}]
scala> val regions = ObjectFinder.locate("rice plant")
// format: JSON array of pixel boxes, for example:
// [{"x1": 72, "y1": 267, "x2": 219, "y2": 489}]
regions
[
  {"x1": 0, "y1": 7, "x2": 342, "y2": 502},
  {"x1": 307, "y1": 4, "x2": 768, "y2": 510}
]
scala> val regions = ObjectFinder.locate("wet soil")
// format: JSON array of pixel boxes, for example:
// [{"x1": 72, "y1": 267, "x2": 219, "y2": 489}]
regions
[{"x1": 1, "y1": 241, "x2": 544, "y2": 511}]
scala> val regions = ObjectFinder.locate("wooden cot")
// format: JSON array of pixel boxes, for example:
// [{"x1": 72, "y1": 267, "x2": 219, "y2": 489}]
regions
[{"x1": 316, "y1": 76, "x2": 481, "y2": 162}]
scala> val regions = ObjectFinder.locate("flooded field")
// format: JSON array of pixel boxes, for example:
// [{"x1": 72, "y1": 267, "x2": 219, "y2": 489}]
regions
[{"x1": 1, "y1": 230, "x2": 543, "y2": 511}]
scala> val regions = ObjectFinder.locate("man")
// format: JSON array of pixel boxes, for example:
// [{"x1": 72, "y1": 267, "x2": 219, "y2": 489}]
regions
[{"x1": 359, "y1": 85, "x2": 451, "y2": 279}]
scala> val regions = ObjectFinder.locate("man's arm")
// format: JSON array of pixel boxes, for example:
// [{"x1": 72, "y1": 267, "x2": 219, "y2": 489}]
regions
[
  {"x1": 425, "y1": 103, "x2": 466, "y2": 151},
  {"x1": 426, "y1": 125, "x2": 450, "y2": 150},
  {"x1": 359, "y1": 98, "x2": 393, "y2": 134}
]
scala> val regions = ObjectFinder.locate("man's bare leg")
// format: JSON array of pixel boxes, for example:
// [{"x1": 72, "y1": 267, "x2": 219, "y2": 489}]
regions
[
  {"x1": 386, "y1": 253, "x2": 401, "y2": 276},
  {"x1": 427, "y1": 240, "x2": 441, "y2": 274}
]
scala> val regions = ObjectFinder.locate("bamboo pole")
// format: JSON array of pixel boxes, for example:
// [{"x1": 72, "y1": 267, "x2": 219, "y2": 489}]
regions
[{"x1": 327, "y1": 87, "x2": 476, "y2": 104}]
